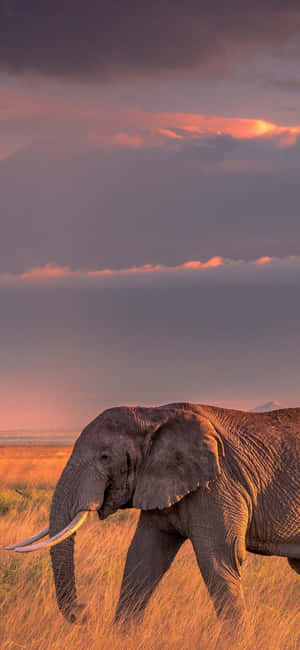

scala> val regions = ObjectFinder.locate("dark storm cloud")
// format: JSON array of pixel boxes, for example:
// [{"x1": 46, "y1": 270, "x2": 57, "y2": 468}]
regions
[{"x1": 0, "y1": 1, "x2": 300, "y2": 80}]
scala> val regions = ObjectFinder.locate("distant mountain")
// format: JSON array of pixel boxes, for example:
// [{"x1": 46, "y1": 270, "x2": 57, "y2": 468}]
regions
[{"x1": 251, "y1": 401, "x2": 281, "y2": 412}]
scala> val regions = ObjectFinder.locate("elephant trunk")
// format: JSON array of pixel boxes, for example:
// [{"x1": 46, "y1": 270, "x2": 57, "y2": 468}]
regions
[
  {"x1": 49, "y1": 465, "x2": 79, "y2": 622},
  {"x1": 49, "y1": 461, "x2": 106, "y2": 623},
  {"x1": 50, "y1": 537, "x2": 78, "y2": 622}
]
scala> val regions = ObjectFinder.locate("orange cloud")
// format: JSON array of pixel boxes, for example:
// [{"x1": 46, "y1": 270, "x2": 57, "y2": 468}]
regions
[
  {"x1": 182, "y1": 256, "x2": 224, "y2": 269},
  {"x1": 2, "y1": 255, "x2": 288, "y2": 286},
  {"x1": 21, "y1": 263, "x2": 71, "y2": 279},
  {"x1": 87, "y1": 257, "x2": 226, "y2": 276},
  {"x1": 1, "y1": 257, "x2": 229, "y2": 285},
  {"x1": 151, "y1": 112, "x2": 300, "y2": 144},
  {"x1": 113, "y1": 132, "x2": 143, "y2": 148},
  {"x1": 158, "y1": 128, "x2": 183, "y2": 140},
  {"x1": 2, "y1": 85, "x2": 300, "y2": 152},
  {"x1": 255, "y1": 256, "x2": 274, "y2": 266}
]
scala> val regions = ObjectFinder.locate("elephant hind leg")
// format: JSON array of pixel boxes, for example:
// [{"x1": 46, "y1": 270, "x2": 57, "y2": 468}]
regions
[{"x1": 288, "y1": 558, "x2": 300, "y2": 574}]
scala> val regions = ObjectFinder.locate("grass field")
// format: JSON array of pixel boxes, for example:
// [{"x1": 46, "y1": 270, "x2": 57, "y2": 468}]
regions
[{"x1": 0, "y1": 446, "x2": 299, "y2": 649}]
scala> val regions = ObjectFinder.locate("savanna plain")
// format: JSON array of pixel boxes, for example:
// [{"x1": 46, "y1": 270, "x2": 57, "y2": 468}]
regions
[{"x1": 0, "y1": 445, "x2": 299, "y2": 649}]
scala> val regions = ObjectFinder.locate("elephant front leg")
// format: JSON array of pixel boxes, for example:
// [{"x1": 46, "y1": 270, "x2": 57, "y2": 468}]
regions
[
  {"x1": 115, "y1": 511, "x2": 184, "y2": 625},
  {"x1": 191, "y1": 535, "x2": 250, "y2": 642}
]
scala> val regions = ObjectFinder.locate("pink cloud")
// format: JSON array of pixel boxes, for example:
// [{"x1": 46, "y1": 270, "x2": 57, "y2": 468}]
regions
[
  {"x1": 158, "y1": 128, "x2": 183, "y2": 140},
  {"x1": 0, "y1": 87, "x2": 75, "y2": 121},
  {"x1": 21, "y1": 262, "x2": 71, "y2": 279},
  {"x1": 2, "y1": 85, "x2": 300, "y2": 153},
  {"x1": 2, "y1": 257, "x2": 229, "y2": 285},
  {"x1": 182, "y1": 256, "x2": 224, "y2": 269},
  {"x1": 255, "y1": 256, "x2": 274, "y2": 266},
  {"x1": 112, "y1": 132, "x2": 143, "y2": 148},
  {"x1": 151, "y1": 113, "x2": 300, "y2": 145},
  {"x1": 0, "y1": 150, "x2": 10, "y2": 160},
  {"x1": 87, "y1": 263, "x2": 167, "y2": 276},
  {"x1": 1, "y1": 255, "x2": 287, "y2": 287}
]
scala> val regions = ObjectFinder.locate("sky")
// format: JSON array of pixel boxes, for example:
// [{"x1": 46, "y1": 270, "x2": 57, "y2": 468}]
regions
[{"x1": 1, "y1": 1, "x2": 300, "y2": 430}]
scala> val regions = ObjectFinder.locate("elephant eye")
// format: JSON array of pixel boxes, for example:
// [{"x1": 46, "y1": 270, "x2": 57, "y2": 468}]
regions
[{"x1": 100, "y1": 452, "x2": 111, "y2": 462}]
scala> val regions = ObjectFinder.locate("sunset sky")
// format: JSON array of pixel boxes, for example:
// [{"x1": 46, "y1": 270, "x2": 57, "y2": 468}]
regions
[{"x1": 1, "y1": 1, "x2": 300, "y2": 430}]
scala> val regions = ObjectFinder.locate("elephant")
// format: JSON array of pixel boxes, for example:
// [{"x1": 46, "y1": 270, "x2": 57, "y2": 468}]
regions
[{"x1": 6, "y1": 402, "x2": 300, "y2": 635}]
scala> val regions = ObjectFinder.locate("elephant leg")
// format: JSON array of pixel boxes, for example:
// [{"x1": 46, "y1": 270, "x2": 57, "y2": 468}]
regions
[
  {"x1": 115, "y1": 511, "x2": 184, "y2": 624},
  {"x1": 197, "y1": 551, "x2": 246, "y2": 620},
  {"x1": 288, "y1": 558, "x2": 300, "y2": 574},
  {"x1": 192, "y1": 538, "x2": 249, "y2": 640}
]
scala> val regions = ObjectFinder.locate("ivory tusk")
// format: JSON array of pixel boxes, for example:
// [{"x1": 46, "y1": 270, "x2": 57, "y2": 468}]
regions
[
  {"x1": 12, "y1": 511, "x2": 89, "y2": 553},
  {"x1": 5, "y1": 526, "x2": 50, "y2": 550}
]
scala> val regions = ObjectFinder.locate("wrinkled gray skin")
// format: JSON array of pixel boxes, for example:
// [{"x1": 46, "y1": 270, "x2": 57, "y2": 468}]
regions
[{"x1": 50, "y1": 402, "x2": 300, "y2": 632}]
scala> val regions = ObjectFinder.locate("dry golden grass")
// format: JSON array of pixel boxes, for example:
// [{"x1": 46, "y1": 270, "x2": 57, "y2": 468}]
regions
[
  {"x1": 0, "y1": 445, "x2": 72, "y2": 488},
  {"x1": 0, "y1": 446, "x2": 299, "y2": 649}
]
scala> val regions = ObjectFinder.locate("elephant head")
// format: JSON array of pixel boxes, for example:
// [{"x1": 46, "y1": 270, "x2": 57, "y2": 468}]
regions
[{"x1": 7, "y1": 404, "x2": 224, "y2": 623}]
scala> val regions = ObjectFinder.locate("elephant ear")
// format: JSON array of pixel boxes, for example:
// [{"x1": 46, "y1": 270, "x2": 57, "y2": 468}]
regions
[{"x1": 133, "y1": 412, "x2": 225, "y2": 510}]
